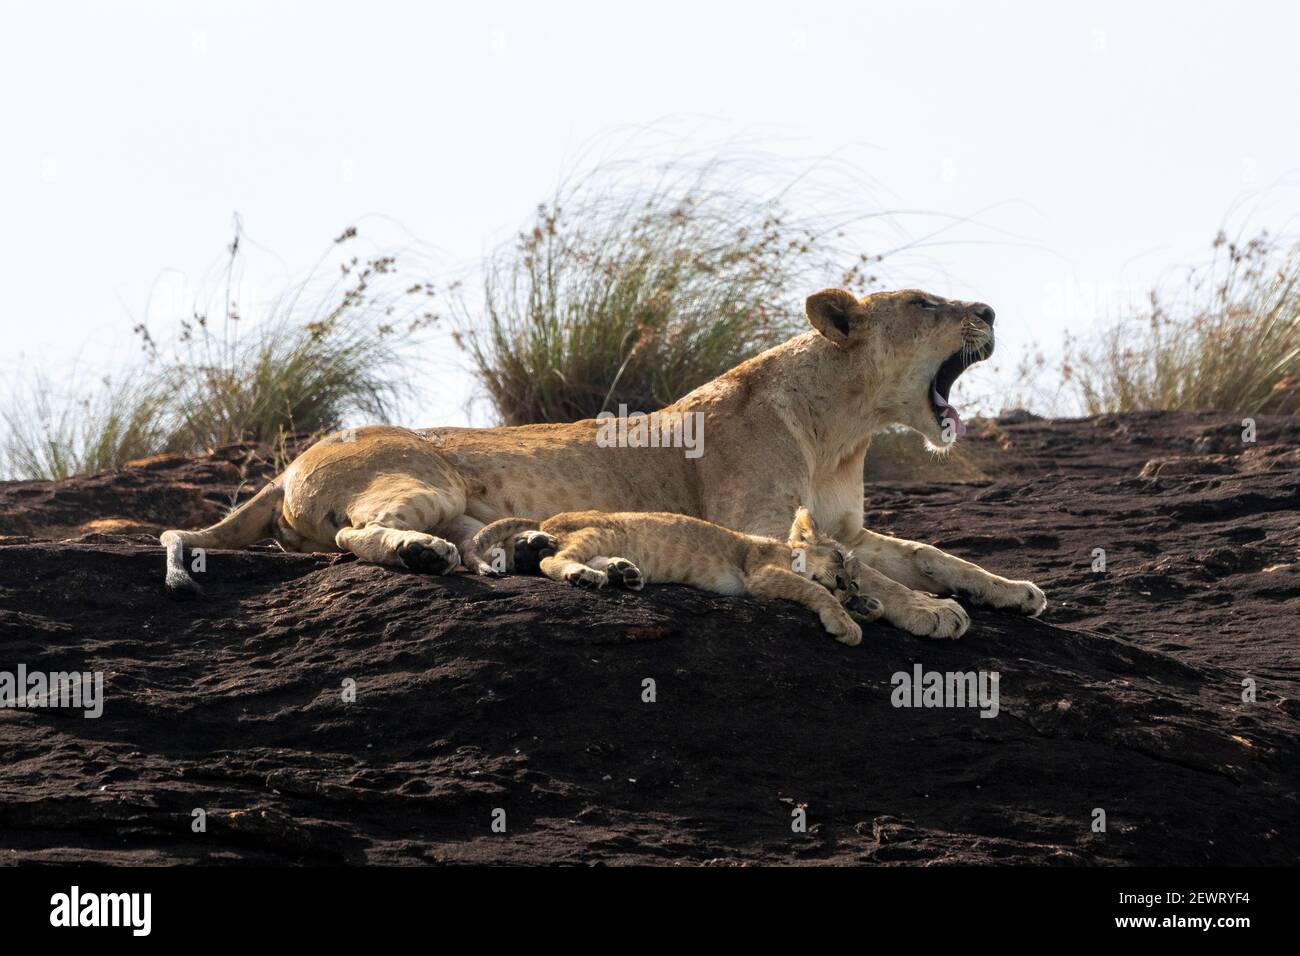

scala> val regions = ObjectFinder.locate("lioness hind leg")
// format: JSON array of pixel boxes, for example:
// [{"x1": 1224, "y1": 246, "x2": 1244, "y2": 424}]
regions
[
  {"x1": 336, "y1": 525, "x2": 460, "y2": 574},
  {"x1": 335, "y1": 488, "x2": 463, "y2": 574}
]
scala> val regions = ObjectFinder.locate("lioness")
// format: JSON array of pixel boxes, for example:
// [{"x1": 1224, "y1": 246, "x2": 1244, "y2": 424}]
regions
[
  {"x1": 161, "y1": 287, "x2": 1046, "y2": 639},
  {"x1": 466, "y1": 508, "x2": 882, "y2": 645}
]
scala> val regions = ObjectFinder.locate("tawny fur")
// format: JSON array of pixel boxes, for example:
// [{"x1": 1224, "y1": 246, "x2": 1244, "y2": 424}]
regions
[
  {"x1": 467, "y1": 508, "x2": 881, "y2": 646},
  {"x1": 160, "y1": 287, "x2": 1046, "y2": 639}
]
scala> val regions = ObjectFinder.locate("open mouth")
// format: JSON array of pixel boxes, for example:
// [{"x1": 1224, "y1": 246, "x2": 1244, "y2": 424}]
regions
[{"x1": 929, "y1": 340, "x2": 994, "y2": 437}]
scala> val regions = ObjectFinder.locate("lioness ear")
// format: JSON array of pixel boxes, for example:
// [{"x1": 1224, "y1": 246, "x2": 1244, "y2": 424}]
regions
[
  {"x1": 806, "y1": 288, "x2": 868, "y2": 347},
  {"x1": 788, "y1": 506, "x2": 818, "y2": 545}
]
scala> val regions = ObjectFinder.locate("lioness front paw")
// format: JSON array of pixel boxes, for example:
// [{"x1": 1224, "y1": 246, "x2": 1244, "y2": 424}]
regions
[
  {"x1": 1013, "y1": 581, "x2": 1047, "y2": 617},
  {"x1": 822, "y1": 609, "x2": 863, "y2": 646},
  {"x1": 893, "y1": 597, "x2": 970, "y2": 640},
  {"x1": 979, "y1": 579, "x2": 1047, "y2": 617},
  {"x1": 564, "y1": 566, "x2": 607, "y2": 590}
]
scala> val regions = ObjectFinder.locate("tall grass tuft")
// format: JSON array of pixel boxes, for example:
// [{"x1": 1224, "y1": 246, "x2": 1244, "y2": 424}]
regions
[
  {"x1": 0, "y1": 372, "x2": 172, "y2": 481},
  {"x1": 1, "y1": 224, "x2": 439, "y2": 481},
  {"x1": 148, "y1": 230, "x2": 436, "y2": 451},
  {"x1": 454, "y1": 155, "x2": 890, "y2": 424},
  {"x1": 1069, "y1": 232, "x2": 1300, "y2": 416}
]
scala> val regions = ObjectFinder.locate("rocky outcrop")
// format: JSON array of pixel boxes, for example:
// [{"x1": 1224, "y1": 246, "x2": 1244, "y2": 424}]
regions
[{"x1": 1, "y1": 412, "x2": 1297, "y2": 864}]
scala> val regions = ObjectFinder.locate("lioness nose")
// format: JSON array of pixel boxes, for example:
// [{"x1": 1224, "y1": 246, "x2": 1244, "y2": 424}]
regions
[{"x1": 971, "y1": 303, "x2": 995, "y2": 325}]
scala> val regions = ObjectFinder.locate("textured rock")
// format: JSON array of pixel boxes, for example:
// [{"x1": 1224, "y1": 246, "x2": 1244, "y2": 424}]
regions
[{"x1": 1, "y1": 412, "x2": 1297, "y2": 864}]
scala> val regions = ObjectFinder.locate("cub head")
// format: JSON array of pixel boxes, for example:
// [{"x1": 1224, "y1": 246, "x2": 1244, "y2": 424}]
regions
[
  {"x1": 787, "y1": 507, "x2": 852, "y2": 592},
  {"x1": 805, "y1": 287, "x2": 995, "y2": 451},
  {"x1": 787, "y1": 507, "x2": 880, "y2": 618}
]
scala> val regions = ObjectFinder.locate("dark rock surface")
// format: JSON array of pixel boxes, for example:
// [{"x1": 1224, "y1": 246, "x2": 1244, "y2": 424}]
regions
[{"x1": 1, "y1": 412, "x2": 1297, "y2": 864}]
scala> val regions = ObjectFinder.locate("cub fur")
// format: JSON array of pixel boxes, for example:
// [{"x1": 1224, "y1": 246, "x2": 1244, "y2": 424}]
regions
[{"x1": 467, "y1": 508, "x2": 883, "y2": 645}]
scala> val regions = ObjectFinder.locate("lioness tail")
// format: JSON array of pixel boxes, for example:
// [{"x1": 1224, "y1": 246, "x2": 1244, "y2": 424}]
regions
[
  {"x1": 466, "y1": 517, "x2": 541, "y2": 570},
  {"x1": 159, "y1": 480, "x2": 285, "y2": 597}
]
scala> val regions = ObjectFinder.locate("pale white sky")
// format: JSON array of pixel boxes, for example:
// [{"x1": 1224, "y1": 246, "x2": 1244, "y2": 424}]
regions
[{"x1": 2, "y1": 0, "x2": 1298, "y2": 424}]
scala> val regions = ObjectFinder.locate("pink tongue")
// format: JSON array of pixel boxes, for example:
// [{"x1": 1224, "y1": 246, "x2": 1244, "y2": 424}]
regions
[{"x1": 931, "y1": 384, "x2": 967, "y2": 436}]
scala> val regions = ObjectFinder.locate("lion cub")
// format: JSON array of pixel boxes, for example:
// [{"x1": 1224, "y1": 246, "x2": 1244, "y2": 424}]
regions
[{"x1": 466, "y1": 508, "x2": 881, "y2": 645}]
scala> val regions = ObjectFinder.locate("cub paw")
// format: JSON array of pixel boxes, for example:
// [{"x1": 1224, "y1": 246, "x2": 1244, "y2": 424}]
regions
[
  {"x1": 564, "y1": 566, "x2": 607, "y2": 590},
  {"x1": 603, "y1": 558, "x2": 644, "y2": 591},
  {"x1": 513, "y1": 531, "x2": 559, "y2": 575},
  {"x1": 822, "y1": 610, "x2": 863, "y2": 646},
  {"x1": 397, "y1": 538, "x2": 459, "y2": 575},
  {"x1": 895, "y1": 597, "x2": 969, "y2": 640},
  {"x1": 844, "y1": 593, "x2": 883, "y2": 622}
]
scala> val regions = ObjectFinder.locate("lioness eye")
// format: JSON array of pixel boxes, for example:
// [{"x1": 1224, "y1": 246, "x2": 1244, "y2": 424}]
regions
[{"x1": 912, "y1": 296, "x2": 937, "y2": 311}]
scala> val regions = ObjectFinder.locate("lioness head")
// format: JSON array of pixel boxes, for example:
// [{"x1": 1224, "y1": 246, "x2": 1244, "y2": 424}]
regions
[{"x1": 805, "y1": 287, "x2": 995, "y2": 450}]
